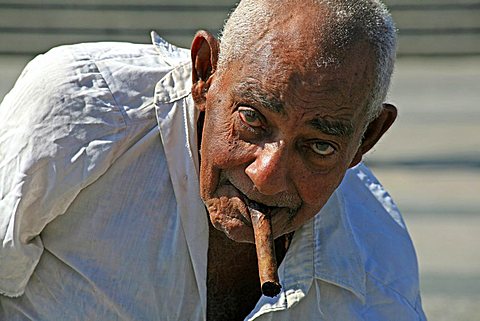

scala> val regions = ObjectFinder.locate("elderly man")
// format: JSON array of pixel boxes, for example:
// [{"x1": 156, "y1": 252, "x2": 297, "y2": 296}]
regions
[{"x1": 0, "y1": 0, "x2": 426, "y2": 320}]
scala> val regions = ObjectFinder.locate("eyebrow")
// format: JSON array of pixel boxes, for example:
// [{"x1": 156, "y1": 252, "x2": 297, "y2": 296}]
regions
[
  {"x1": 309, "y1": 118, "x2": 354, "y2": 137},
  {"x1": 233, "y1": 81, "x2": 354, "y2": 137},
  {"x1": 233, "y1": 81, "x2": 285, "y2": 114}
]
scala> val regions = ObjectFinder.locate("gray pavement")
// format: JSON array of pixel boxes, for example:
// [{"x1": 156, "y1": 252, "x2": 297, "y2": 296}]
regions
[{"x1": 1, "y1": 54, "x2": 480, "y2": 320}]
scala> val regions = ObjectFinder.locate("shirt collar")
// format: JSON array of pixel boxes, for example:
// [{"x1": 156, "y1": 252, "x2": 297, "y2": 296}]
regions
[
  {"x1": 312, "y1": 189, "x2": 367, "y2": 301},
  {"x1": 154, "y1": 61, "x2": 208, "y2": 318},
  {"x1": 150, "y1": 31, "x2": 191, "y2": 67},
  {"x1": 280, "y1": 189, "x2": 367, "y2": 303},
  {"x1": 247, "y1": 188, "x2": 366, "y2": 319}
]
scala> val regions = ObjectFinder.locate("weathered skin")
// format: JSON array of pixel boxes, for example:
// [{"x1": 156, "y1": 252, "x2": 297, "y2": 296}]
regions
[
  {"x1": 197, "y1": 40, "x2": 382, "y2": 243},
  {"x1": 190, "y1": 1, "x2": 397, "y2": 320}
]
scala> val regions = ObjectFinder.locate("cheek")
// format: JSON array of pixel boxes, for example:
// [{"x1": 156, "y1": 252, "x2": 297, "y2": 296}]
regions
[
  {"x1": 199, "y1": 110, "x2": 256, "y2": 197},
  {"x1": 203, "y1": 116, "x2": 256, "y2": 168},
  {"x1": 202, "y1": 113, "x2": 232, "y2": 157},
  {"x1": 284, "y1": 169, "x2": 347, "y2": 233}
]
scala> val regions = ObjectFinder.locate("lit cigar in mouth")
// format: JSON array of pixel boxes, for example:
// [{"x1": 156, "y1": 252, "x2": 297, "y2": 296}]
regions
[{"x1": 248, "y1": 202, "x2": 281, "y2": 297}]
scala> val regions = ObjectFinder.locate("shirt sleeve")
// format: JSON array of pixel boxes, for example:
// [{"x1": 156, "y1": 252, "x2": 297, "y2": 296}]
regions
[{"x1": 0, "y1": 45, "x2": 128, "y2": 297}]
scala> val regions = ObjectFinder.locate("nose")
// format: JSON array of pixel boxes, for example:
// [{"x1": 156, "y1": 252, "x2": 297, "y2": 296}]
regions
[{"x1": 245, "y1": 142, "x2": 289, "y2": 196}]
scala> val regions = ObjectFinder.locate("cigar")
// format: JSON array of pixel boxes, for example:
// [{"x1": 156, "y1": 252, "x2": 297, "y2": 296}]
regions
[{"x1": 249, "y1": 204, "x2": 281, "y2": 297}]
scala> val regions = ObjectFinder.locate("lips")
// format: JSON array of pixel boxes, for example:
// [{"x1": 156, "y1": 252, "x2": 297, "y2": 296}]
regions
[
  {"x1": 218, "y1": 178, "x2": 295, "y2": 221},
  {"x1": 206, "y1": 174, "x2": 301, "y2": 242},
  {"x1": 246, "y1": 198, "x2": 273, "y2": 217},
  {"x1": 211, "y1": 183, "x2": 252, "y2": 226}
]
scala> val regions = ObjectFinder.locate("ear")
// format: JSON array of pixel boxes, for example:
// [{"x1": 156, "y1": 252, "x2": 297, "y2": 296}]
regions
[
  {"x1": 349, "y1": 103, "x2": 397, "y2": 168},
  {"x1": 191, "y1": 30, "x2": 219, "y2": 111}
]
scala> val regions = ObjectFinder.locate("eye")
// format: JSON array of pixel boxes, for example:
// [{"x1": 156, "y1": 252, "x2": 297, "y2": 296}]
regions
[
  {"x1": 238, "y1": 106, "x2": 263, "y2": 128},
  {"x1": 310, "y1": 141, "x2": 335, "y2": 156}
]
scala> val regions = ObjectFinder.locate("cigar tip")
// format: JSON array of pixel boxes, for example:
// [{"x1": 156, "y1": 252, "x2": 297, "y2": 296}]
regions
[{"x1": 261, "y1": 281, "x2": 282, "y2": 297}]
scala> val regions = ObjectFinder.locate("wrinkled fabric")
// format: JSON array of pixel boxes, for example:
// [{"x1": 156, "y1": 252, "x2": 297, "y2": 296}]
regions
[{"x1": 0, "y1": 32, "x2": 426, "y2": 320}]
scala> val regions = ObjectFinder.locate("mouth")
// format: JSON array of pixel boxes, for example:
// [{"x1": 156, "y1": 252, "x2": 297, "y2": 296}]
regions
[
  {"x1": 205, "y1": 172, "x2": 301, "y2": 242},
  {"x1": 246, "y1": 198, "x2": 273, "y2": 217},
  {"x1": 217, "y1": 173, "x2": 299, "y2": 223}
]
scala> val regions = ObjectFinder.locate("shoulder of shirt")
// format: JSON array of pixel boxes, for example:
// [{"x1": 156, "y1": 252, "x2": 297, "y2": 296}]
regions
[
  {"x1": 38, "y1": 34, "x2": 188, "y2": 68},
  {"x1": 337, "y1": 163, "x2": 421, "y2": 305},
  {"x1": 18, "y1": 34, "x2": 191, "y2": 127}
]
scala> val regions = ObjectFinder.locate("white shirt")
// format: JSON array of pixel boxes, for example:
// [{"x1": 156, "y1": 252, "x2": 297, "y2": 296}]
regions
[{"x1": 0, "y1": 32, "x2": 426, "y2": 320}]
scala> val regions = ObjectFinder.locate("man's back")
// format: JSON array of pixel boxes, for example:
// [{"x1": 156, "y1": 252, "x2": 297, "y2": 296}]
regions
[{"x1": 0, "y1": 37, "x2": 207, "y2": 320}]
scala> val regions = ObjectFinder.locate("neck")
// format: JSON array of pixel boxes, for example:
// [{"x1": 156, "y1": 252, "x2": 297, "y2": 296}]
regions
[{"x1": 206, "y1": 221, "x2": 293, "y2": 321}]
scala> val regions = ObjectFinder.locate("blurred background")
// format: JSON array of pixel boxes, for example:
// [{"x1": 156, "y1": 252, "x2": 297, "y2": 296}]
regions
[{"x1": 0, "y1": 0, "x2": 479, "y2": 319}]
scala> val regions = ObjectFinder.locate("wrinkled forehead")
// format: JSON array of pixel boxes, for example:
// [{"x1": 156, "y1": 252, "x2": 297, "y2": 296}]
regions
[
  {"x1": 236, "y1": 36, "x2": 375, "y2": 108},
  {"x1": 216, "y1": 45, "x2": 375, "y2": 137},
  {"x1": 216, "y1": 2, "x2": 376, "y2": 116}
]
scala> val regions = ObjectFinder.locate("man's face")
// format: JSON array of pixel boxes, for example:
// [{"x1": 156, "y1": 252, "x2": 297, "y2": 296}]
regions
[{"x1": 198, "y1": 36, "x2": 374, "y2": 243}]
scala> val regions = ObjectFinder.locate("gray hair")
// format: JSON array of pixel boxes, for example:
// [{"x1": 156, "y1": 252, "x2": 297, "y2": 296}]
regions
[{"x1": 218, "y1": 0, "x2": 397, "y2": 123}]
